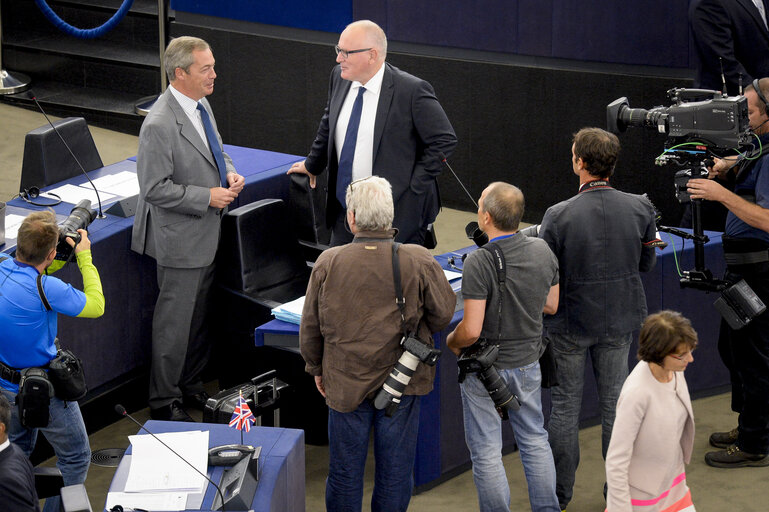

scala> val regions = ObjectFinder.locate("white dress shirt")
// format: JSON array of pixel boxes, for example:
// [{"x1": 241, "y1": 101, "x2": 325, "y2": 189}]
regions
[
  {"x1": 334, "y1": 63, "x2": 385, "y2": 182},
  {"x1": 168, "y1": 84, "x2": 210, "y2": 152},
  {"x1": 0, "y1": 438, "x2": 9, "y2": 454}
]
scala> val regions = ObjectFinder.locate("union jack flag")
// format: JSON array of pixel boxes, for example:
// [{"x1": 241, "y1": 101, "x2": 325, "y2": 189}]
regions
[{"x1": 229, "y1": 395, "x2": 255, "y2": 432}]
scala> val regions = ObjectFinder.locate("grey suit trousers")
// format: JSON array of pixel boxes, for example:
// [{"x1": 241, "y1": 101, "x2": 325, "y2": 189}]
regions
[{"x1": 149, "y1": 263, "x2": 215, "y2": 409}]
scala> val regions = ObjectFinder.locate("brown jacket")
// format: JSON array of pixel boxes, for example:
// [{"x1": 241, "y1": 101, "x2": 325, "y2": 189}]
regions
[{"x1": 300, "y1": 230, "x2": 456, "y2": 413}]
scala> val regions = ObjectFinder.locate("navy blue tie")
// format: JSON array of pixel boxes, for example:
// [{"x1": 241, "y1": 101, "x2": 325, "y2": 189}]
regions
[
  {"x1": 336, "y1": 86, "x2": 366, "y2": 208},
  {"x1": 197, "y1": 102, "x2": 228, "y2": 188}
]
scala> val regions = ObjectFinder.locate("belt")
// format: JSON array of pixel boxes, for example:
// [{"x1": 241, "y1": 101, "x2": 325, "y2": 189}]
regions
[
  {"x1": 0, "y1": 361, "x2": 21, "y2": 385},
  {"x1": 724, "y1": 250, "x2": 769, "y2": 266}
]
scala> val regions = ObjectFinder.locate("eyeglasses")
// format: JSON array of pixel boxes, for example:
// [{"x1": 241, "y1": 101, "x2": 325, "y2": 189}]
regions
[{"x1": 335, "y1": 45, "x2": 372, "y2": 59}]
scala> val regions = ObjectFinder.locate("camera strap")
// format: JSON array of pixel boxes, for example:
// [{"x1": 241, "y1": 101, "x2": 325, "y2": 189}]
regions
[
  {"x1": 481, "y1": 242, "x2": 505, "y2": 342},
  {"x1": 36, "y1": 273, "x2": 52, "y2": 311},
  {"x1": 391, "y1": 242, "x2": 408, "y2": 336}
]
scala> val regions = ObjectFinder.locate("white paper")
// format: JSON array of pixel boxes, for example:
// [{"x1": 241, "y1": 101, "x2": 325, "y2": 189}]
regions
[
  {"x1": 90, "y1": 171, "x2": 140, "y2": 197},
  {"x1": 46, "y1": 183, "x2": 116, "y2": 206},
  {"x1": 443, "y1": 269, "x2": 462, "y2": 282},
  {"x1": 105, "y1": 491, "x2": 188, "y2": 511},
  {"x1": 124, "y1": 430, "x2": 209, "y2": 492},
  {"x1": 276, "y1": 295, "x2": 305, "y2": 316},
  {"x1": 4, "y1": 213, "x2": 26, "y2": 240}
]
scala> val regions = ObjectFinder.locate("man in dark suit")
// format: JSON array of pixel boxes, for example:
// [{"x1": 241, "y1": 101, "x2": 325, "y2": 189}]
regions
[
  {"x1": 288, "y1": 19, "x2": 457, "y2": 246},
  {"x1": 132, "y1": 36, "x2": 245, "y2": 421},
  {"x1": 0, "y1": 394, "x2": 39, "y2": 512},
  {"x1": 690, "y1": 0, "x2": 769, "y2": 95}
]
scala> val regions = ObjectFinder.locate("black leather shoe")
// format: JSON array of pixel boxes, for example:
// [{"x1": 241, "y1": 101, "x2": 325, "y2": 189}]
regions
[
  {"x1": 183, "y1": 391, "x2": 211, "y2": 411},
  {"x1": 709, "y1": 427, "x2": 739, "y2": 449},
  {"x1": 150, "y1": 401, "x2": 194, "y2": 422},
  {"x1": 705, "y1": 444, "x2": 769, "y2": 468}
]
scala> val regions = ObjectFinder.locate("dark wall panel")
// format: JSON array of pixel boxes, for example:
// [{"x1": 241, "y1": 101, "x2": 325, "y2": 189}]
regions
[{"x1": 172, "y1": 22, "x2": 690, "y2": 228}]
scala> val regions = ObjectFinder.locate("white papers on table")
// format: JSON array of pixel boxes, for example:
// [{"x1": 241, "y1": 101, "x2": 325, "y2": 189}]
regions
[
  {"x1": 271, "y1": 295, "x2": 306, "y2": 325},
  {"x1": 90, "y1": 171, "x2": 140, "y2": 197},
  {"x1": 124, "y1": 430, "x2": 209, "y2": 493},
  {"x1": 46, "y1": 183, "x2": 116, "y2": 206},
  {"x1": 105, "y1": 491, "x2": 187, "y2": 511},
  {"x1": 443, "y1": 269, "x2": 462, "y2": 282},
  {"x1": 4, "y1": 214, "x2": 27, "y2": 240}
]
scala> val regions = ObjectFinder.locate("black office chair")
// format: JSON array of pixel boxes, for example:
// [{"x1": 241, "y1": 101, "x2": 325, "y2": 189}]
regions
[
  {"x1": 214, "y1": 198, "x2": 312, "y2": 386},
  {"x1": 34, "y1": 466, "x2": 64, "y2": 499},
  {"x1": 213, "y1": 199, "x2": 328, "y2": 443},
  {"x1": 20, "y1": 117, "x2": 103, "y2": 194},
  {"x1": 287, "y1": 173, "x2": 330, "y2": 262}
]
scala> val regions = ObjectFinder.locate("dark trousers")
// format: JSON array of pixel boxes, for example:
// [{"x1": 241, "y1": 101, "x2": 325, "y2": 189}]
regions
[
  {"x1": 149, "y1": 263, "x2": 215, "y2": 409},
  {"x1": 719, "y1": 268, "x2": 769, "y2": 454}
]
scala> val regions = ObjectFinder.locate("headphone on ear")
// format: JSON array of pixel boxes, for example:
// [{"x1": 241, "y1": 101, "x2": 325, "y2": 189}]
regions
[
  {"x1": 19, "y1": 186, "x2": 62, "y2": 207},
  {"x1": 753, "y1": 78, "x2": 769, "y2": 117}
]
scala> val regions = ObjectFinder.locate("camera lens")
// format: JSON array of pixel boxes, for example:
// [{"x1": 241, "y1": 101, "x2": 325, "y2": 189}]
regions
[{"x1": 479, "y1": 366, "x2": 520, "y2": 412}]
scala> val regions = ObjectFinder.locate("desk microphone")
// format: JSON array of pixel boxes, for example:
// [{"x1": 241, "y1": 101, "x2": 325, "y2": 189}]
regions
[
  {"x1": 114, "y1": 404, "x2": 227, "y2": 512},
  {"x1": 437, "y1": 152, "x2": 478, "y2": 209},
  {"x1": 28, "y1": 92, "x2": 105, "y2": 219}
]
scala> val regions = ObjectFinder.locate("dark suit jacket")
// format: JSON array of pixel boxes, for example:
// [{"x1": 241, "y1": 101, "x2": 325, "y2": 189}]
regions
[
  {"x1": 131, "y1": 88, "x2": 236, "y2": 268},
  {"x1": 539, "y1": 186, "x2": 657, "y2": 337},
  {"x1": 690, "y1": 0, "x2": 769, "y2": 95},
  {"x1": 304, "y1": 63, "x2": 457, "y2": 243},
  {"x1": 0, "y1": 442, "x2": 39, "y2": 512}
]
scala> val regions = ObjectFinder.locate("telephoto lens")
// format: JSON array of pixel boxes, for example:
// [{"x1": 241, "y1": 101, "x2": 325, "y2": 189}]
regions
[
  {"x1": 478, "y1": 365, "x2": 520, "y2": 418},
  {"x1": 56, "y1": 200, "x2": 96, "y2": 260},
  {"x1": 374, "y1": 351, "x2": 421, "y2": 416}
]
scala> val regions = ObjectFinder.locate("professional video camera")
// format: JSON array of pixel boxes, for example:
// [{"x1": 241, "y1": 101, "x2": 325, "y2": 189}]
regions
[
  {"x1": 606, "y1": 89, "x2": 766, "y2": 327},
  {"x1": 457, "y1": 339, "x2": 520, "y2": 419},
  {"x1": 55, "y1": 199, "x2": 96, "y2": 261},
  {"x1": 374, "y1": 334, "x2": 441, "y2": 416}
]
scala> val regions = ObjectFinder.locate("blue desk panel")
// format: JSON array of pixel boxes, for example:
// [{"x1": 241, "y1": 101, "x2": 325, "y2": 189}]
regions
[{"x1": 108, "y1": 421, "x2": 304, "y2": 512}]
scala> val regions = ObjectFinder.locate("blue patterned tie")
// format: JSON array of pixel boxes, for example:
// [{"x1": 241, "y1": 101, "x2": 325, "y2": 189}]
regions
[
  {"x1": 336, "y1": 86, "x2": 366, "y2": 208},
  {"x1": 197, "y1": 102, "x2": 228, "y2": 187}
]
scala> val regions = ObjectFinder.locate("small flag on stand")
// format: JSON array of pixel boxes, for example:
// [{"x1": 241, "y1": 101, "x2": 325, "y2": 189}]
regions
[{"x1": 229, "y1": 391, "x2": 255, "y2": 444}]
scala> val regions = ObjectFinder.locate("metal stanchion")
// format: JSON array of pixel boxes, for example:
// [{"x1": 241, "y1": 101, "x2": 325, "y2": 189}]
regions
[
  {"x1": 134, "y1": 0, "x2": 167, "y2": 115},
  {"x1": 0, "y1": 0, "x2": 31, "y2": 95}
]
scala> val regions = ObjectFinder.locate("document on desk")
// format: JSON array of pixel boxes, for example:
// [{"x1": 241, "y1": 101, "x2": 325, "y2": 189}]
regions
[
  {"x1": 90, "y1": 170, "x2": 140, "y2": 197},
  {"x1": 124, "y1": 430, "x2": 209, "y2": 493},
  {"x1": 46, "y1": 183, "x2": 116, "y2": 206},
  {"x1": 443, "y1": 269, "x2": 462, "y2": 282},
  {"x1": 4, "y1": 214, "x2": 26, "y2": 240},
  {"x1": 105, "y1": 491, "x2": 187, "y2": 511},
  {"x1": 271, "y1": 295, "x2": 305, "y2": 325}
]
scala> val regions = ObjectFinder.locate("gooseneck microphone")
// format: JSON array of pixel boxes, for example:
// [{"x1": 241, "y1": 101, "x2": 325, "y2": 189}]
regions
[
  {"x1": 438, "y1": 151, "x2": 478, "y2": 209},
  {"x1": 29, "y1": 93, "x2": 105, "y2": 218},
  {"x1": 114, "y1": 404, "x2": 227, "y2": 512}
]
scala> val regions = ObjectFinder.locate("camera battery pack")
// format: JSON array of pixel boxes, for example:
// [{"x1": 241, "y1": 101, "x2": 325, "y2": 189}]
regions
[{"x1": 714, "y1": 279, "x2": 767, "y2": 329}]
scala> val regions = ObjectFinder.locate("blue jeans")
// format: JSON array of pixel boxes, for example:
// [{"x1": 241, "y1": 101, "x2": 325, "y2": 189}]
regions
[
  {"x1": 327, "y1": 395, "x2": 421, "y2": 512},
  {"x1": 2, "y1": 388, "x2": 91, "y2": 512},
  {"x1": 546, "y1": 331, "x2": 631, "y2": 509},
  {"x1": 460, "y1": 361, "x2": 560, "y2": 512}
]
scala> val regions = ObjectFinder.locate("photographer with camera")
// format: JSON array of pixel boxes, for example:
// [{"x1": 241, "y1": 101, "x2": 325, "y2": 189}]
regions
[
  {"x1": 300, "y1": 176, "x2": 455, "y2": 511},
  {"x1": 0, "y1": 210, "x2": 104, "y2": 512},
  {"x1": 446, "y1": 182, "x2": 560, "y2": 512},
  {"x1": 687, "y1": 78, "x2": 769, "y2": 468}
]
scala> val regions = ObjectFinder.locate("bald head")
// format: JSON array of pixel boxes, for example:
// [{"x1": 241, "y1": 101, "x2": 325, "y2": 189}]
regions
[
  {"x1": 480, "y1": 182, "x2": 525, "y2": 232},
  {"x1": 344, "y1": 20, "x2": 387, "y2": 60}
]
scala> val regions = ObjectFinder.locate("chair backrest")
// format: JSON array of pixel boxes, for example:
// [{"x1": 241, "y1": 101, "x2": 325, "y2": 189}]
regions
[
  {"x1": 218, "y1": 199, "x2": 309, "y2": 296},
  {"x1": 288, "y1": 172, "x2": 331, "y2": 245},
  {"x1": 20, "y1": 117, "x2": 103, "y2": 193}
]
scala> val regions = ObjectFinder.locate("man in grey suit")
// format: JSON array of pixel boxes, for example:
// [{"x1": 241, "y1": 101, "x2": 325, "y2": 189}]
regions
[
  {"x1": 287, "y1": 19, "x2": 457, "y2": 246},
  {"x1": 132, "y1": 36, "x2": 245, "y2": 421},
  {"x1": 538, "y1": 128, "x2": 658, "y2": 510}
]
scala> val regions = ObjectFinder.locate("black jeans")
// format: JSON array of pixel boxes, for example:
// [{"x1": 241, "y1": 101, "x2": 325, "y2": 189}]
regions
[{"x1": 719, "y1": 268, "x2": 769, "y2": 454}]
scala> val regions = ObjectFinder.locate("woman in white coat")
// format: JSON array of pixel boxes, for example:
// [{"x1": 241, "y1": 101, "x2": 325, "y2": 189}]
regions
[{"x1": 605, "y1": 310, "x2": 697, "y2": 512}]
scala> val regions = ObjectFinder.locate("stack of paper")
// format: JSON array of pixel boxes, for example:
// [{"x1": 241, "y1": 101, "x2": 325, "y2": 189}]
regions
[
  {"x1": 271, "y1": 295, "x2": 306, "y2": 325},
  {"x1": 107, "y1": 430, "x2": 209, "y2": 511}
]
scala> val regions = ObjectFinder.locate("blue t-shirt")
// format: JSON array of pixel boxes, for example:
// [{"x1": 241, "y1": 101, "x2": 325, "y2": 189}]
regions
[
  {"x1": 0, "y1": 258, "x2": 86, "y2": 392},
  {"x1": 726, "y1": 134, "x2": 769, "y2": 244}
]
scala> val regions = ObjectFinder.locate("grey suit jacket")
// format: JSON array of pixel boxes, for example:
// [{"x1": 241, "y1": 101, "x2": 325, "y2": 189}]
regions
[
  {"x1": 131, "y1": 88, "x2": 235, "y2": 268},
  {"x1": 304, "y1": 63, "x2": 457, "y2": 242},
  {"x1": 539, "y1": 186, "x2": 657, "y2": 336}
]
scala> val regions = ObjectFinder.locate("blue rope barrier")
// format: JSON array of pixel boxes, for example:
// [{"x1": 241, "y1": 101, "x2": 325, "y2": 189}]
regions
[{"x1": 34, "y1": 0, "x2": 135, "y2": 39}]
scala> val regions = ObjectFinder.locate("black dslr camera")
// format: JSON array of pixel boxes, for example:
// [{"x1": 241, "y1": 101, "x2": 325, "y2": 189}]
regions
[
  {"x1": 374, "y1": 334, "x2": 441, "y2": 416},
  {"x1": 55, "y1": 200, "x2": 96, "y2": 261},
  {"x1": 458, "y1": 339, "x2": 520, "y2": 419}
]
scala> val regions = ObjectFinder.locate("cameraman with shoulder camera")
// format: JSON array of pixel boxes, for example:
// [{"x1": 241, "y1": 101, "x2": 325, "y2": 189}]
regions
[
  {"x1": 447, "y1": 182, "x2": 560, "y2": 512},
  {"x1": 688, "y1": 78, "x2": 769, "y2": 468},
  {"x1": 300, "y1": 176, "x2": 455, "y2": 511},
  {"x1": 0, "y1": 210, "x2": 104, "y2": 512}
]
